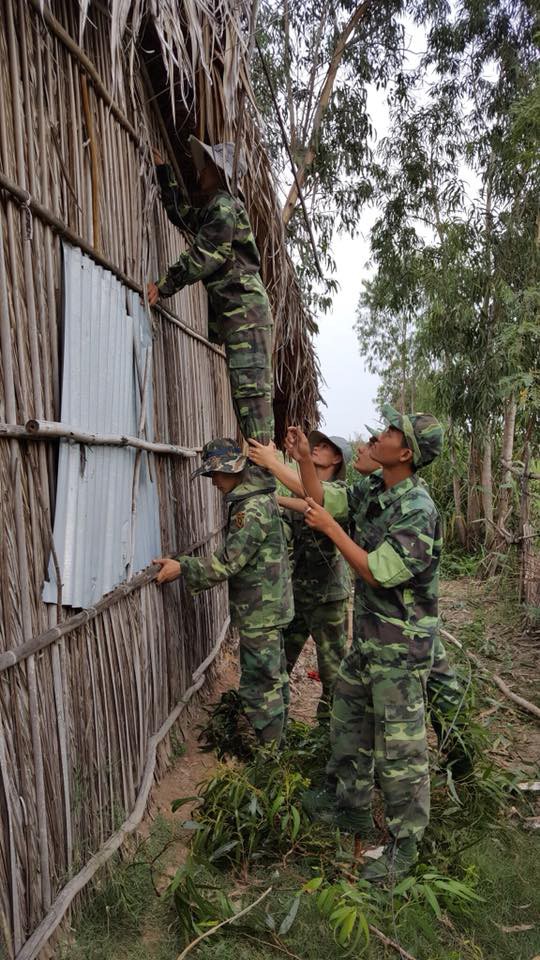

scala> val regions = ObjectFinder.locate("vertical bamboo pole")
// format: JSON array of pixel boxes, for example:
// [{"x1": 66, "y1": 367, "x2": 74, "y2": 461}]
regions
[{"x1": 6, "y1": 0, "x2": 53, "y2": 912}]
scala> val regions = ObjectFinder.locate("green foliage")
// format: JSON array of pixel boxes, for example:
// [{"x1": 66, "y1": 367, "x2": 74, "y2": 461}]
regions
[
  {"x1": 167, "y1": 858, "x2": 236, "y2": 943},
  {"x1": 183, "y1": 748, "x2": 322, "y2": 868},
  {"x1": 314, "y1": 877, "x2": 379, "y2": 950},
  {"x1": 440, "y1": 548, "x2": 484, "y2": 579}
]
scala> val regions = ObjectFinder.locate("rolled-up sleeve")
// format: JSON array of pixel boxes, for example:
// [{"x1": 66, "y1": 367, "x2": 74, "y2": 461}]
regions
[
  {"x1": 322, "y1": 483, "x2": 348, "y2": 523},
  {"x1": 368, "y1": 508, "x2": 438, "y2": 587}
]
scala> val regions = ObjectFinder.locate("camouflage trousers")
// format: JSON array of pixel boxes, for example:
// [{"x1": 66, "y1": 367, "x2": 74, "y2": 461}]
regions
[
  {"x1": 239, "y1": 627, "x2": 289, "y2": 744},
  {"x1": 427, "y1": 633, "x2": 463, "y2": 723},
  {"x1": 220, "y1": 301, "x2": 274, "y2": 445},
  {"x1": 328, "y1": 642, "x2": 430, "y2": 841},
  {"x1": 285, "y1": 599, "x2": 348, "y2": 719}
]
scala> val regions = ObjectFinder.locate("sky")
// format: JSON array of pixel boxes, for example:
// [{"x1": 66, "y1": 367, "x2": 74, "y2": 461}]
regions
[{"x1": 314, "y1": 227, "x2": 381, "y2": 440}]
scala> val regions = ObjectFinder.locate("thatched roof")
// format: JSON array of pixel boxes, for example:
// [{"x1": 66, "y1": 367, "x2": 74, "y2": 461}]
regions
[{"x1": 77, "y1": 0, "x2": 321, "y2": 441}]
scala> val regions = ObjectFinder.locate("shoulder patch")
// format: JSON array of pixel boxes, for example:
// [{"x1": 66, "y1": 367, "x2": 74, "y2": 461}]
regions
[{"x1": 234, "y1": 511, "x2": 245, "y2": 529}]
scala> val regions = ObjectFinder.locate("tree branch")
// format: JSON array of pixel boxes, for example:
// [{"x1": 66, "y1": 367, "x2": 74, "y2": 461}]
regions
[
  {"x1": 282, "y1": 0, "x2": 373, "y2": 224},
  {"x1": 176, "y1": 887, "x2": 272, "y2": 960}
]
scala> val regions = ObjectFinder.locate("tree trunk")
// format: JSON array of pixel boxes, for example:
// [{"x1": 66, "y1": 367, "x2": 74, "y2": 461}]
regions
[
  {"x1": 484, "y1": 397, "x2": 518, "y2": 575},
  {"x1": 481, "y1": 435, "x2": 494, "y2": 548},
  {"x1": 518, "y1": 443, "x2": 532, "y2": 603},
  {"x1": 496, "y1": 395, "x2": 517, "y2": 529},
  {"x1": 448, "y1": 427, "x2": 466, "y2": 547},
  {"x1": 466, "y1": 436, "x2": 482, "y2": 550},
  {"x1": 282, "y1": 0, "x2": 372, "y2": 224}
]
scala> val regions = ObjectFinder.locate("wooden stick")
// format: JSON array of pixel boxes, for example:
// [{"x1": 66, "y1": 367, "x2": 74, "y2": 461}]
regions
[
  {"x1": 16, "y1": 623, "x2": 229, "y2": 960},
  {"x1": 368, "y1": 925, "x2": 419, "y2": 960},
  {"x1": 441, "y1": 627, "x2": 540, "y2": 721},
  {"x1": 3, "y1": 419, "x2": 200, "y2": 458},
  {"x1": 80, "y1": 73, "x2": 101, "y2": 251},
  {"x1": 175, "y1": 887, "x2": 272, "y2": 960}
]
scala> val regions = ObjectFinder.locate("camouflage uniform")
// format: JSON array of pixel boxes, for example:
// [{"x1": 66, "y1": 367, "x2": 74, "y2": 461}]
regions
[
  {"x1": 179, "y1": 440, "x2": 293, "y2": 743},
  {"x1": 155, "y1": 163, "x2": 273, "y2": 444},
  {"x1": 322, "y1": 409, "x2": 444, "y2": 842},
  {"x1": 354, "y1": 472, "x2": 463, "y2": 730},
  {"x1": 283, "y1": 478, "x2": 351, "y2": 719}
]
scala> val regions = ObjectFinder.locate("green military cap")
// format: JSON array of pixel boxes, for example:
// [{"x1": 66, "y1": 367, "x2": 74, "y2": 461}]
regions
[
  {"x1": 189, "y1": 136, "x2": 247, "y2": 182},
  {"x1": 191, "y1": 438, "x2": 247, "y2": 479},
  {"x1": 366, "y1": 404, "x2": 444, "y2": 468},
  {"x1": 308, "y1": 430, "x2": 353, "y2": 481}
]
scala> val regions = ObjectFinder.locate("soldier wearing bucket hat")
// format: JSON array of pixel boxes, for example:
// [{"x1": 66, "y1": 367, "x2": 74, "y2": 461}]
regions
[
  {"x1": 284, "y1": 410, "x2": 444, "y2": 879},
  {"x1": 147, "y1": 136, "x2": 274, "y2": 451},
  {"x1": 249, "y1": 429, "x2": 353, "y2": 718},
  {"x1": 153, "y1": 438, "x2": 293, "y2": 746}
]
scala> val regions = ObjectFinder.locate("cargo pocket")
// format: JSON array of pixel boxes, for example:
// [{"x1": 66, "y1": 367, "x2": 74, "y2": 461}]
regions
[{"x1": 384, "y1": 702, "x2": 427, "y2": 761}]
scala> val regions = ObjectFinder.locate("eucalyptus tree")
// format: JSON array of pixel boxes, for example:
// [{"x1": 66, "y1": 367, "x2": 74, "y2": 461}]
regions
[{"x1": 355, "y1": 0, "x2": 539, "y2": 552}]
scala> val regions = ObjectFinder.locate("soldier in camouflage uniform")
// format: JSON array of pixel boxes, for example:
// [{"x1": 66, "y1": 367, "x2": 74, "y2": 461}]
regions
[
  {"x1": 286, "y1": 406, "x2": 444, "y2": 880},
  {"x1": 153, "y1": 438, "x2": 293, "y2": 745},
  {"x1": 352, "y1": 443, "x2": 469, "y2": 773},
  {"x1": 148, "y1": 138, "x2": 273, "y2": 445},
  {"x1": 249, "y1": 432, "x2": 353, "y2": 719}
]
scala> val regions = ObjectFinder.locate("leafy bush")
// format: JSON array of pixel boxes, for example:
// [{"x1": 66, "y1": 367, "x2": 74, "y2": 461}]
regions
[{"x1": 178, "y1": 750, "x2": 321, "y2": 868}]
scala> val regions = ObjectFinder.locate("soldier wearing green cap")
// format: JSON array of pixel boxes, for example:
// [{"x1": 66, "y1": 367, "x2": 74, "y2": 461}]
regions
[
  {"x1": 153, "y1": 438, "x2": 293, "y2": 745},
  {"x1": 147, "y1": 138, "x2": 274, "y2": 446},
  {"x1": 285, "y1": 405, "x2": 444, "y2": 880},
  {"x1": 249, "y1": 431, "x2": 353, "y2": 719}
]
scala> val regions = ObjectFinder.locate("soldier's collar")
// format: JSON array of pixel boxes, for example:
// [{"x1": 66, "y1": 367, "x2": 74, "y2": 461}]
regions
[
  {"x1": 376, "y1": 474, "x2": 417, "y2": 508},
  {"x1": 225, "y1": 480, "x2": 275, "y2": 503}
]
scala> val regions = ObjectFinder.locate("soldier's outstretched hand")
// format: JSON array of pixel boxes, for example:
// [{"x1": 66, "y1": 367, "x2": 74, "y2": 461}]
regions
[
  {"x1": 153, "y1": 558, "x2": 181, "y2": 583},
  {"x1": 303, "y1": 497, "x2": 335, "y2": 536},
  {"x1": 285, "y1": 426, "x2": 310, "y2": 462},
  {"x1": 147, "y1": 282, "x2": 160, "y2": 306},
  {"x1": 152, "y1": 147, "x2": 164, "y2": 165},
  {"x1": 247, "y1": 438, "x2": 278, "y2": 468}
]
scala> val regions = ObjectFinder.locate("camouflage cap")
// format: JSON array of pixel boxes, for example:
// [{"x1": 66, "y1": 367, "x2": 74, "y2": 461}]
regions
[
  {"x1": 191, "y1": 438, "x2": 247, "y2": 479},
  {"x1": 366, "y1": 404, "x2": 444, "y2": 468},
  {"x1": 189, "y1": 136, "x2": 247, "y2": 183},
  {"x1": 308, "y1": 430, "x2": 353, "y2": 481}
]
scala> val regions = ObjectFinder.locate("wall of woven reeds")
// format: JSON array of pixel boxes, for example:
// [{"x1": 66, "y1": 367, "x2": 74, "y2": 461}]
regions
[{"x1": 0, "y1": 1, "x2": 251, "y2": 956}]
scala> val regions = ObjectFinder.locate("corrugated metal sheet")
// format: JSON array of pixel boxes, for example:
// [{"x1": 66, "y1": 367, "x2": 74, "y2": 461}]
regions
[{"x1": 43, "y1": 244, "x2": 161, "y2": 607}]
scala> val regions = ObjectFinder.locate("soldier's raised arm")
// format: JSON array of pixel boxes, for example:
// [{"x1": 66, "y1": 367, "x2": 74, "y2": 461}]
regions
[
  {"x1": 285, "y1": 427, "x2": 324, "y2": 503},
  {"x1": 153, "y1": 148, "x2": 200, "y2": 234}
]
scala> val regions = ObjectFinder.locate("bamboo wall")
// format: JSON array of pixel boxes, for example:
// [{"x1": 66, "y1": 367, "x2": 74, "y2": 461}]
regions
[{"x1": 0, "y1": 1, "x2": 241, "y2": 956}]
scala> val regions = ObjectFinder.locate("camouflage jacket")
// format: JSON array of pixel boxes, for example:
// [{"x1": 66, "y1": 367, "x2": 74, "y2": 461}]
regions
[
  {"x1": 324, "y1": 474, "x2": 442, "y2": 668},
  {"x1": 283, "y1": 480, "x2": 351, "y2": 608},
  {"x1": 179, "y1": 479, "x2": 294, "y2": 632},
  {"x1": 155, "y1": 164, "x2": 270, "y2": 342}
]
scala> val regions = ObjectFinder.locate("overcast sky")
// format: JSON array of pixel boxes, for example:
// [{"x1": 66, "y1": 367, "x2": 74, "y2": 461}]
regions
[{"x1": 314, "y1": 227, "x2": 381, "y2": 440}]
